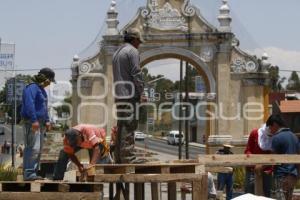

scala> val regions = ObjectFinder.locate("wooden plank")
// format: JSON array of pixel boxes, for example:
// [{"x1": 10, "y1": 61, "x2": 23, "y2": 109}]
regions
[
  {"x1": 30, "y1": 182, "x2": 41, "y2": 192},
  {"x1": 192, "y1": 174, "x2": 207, "y2": 200},
  {"x1": 161, "y1": 166, "x2": 170, "y2": 174},
  {"x1": 93, "y1": 184, "x2": 103, "y2": 192},
  {"x1": 198, "y1": 154, "x2": 300, "y2": 166},
  {"x1": 58, "y1": 183, "x2": 70, "y2": 192},
  {"x1": 0, "y1": 192, "x2": 102, "y2": 200},
  {"x1": 134, "y1": 183, "x2": 144, "y2": 200},
  {"x1": 64, "y1": 170, "x2": 77, "y2": 182},
  {"x1": 205, "y1": 166, "x2": 233, "y2": 173},
  {"x1": 254, "y1": 167, "x2": 263, "y2": 196},
  {"x1": 168, "y1": 182, "x2": 176, "y2": 200},
  {"x1": 0, "y1": 183, "x2": 2, "y2": 192},
  {"x1": 195, "y1": 165, "x2": 205, "y2": 174},
  {"x1": 151, "y1": 183, "x2": 161, "y2": 200},
  {"x1": 94, "y1": 173, "x2": 205, "y2": 183}
]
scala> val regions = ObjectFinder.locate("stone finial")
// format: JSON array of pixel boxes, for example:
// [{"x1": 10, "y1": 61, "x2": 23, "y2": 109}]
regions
[
  {"x1": 260, "y1": 52, "x2": 271, "y2": 72},
  {"x1": 71, "y1": 55, "x2": 80, "y2": 79},
  {"x1": 105, "y1": 0, "x2": 119, "y2": 35},
  {"x1": 218, "y1": 0, "x2": 232, "y2": 32},
  {"x1": 73, "y1": 54, "x2": 79, "y2": 62}
]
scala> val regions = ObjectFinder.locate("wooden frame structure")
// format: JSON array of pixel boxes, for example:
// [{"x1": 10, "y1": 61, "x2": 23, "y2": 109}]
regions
[{"x1": 2, "y1": 154, "x2": 300, "y2": 200}]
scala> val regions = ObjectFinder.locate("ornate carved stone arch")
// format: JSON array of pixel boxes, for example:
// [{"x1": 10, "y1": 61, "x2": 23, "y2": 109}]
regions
[{"x1": 140, "y1": 46, "x2": 216, "y2": 93}]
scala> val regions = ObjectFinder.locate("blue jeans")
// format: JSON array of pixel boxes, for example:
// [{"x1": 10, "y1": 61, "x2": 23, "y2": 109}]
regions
[
  {"x1": 53, "y1": 145, "x2": 112, "y2": 180},
  {"x1": 244, "y1": 168, "x2": 272, "y2": 197},
  {"x1": 23, "y1": 122, "x2": 45, "y2": 180},
  {"x1": 218, "y1": 173, "x2": 233, "y2": 200}
]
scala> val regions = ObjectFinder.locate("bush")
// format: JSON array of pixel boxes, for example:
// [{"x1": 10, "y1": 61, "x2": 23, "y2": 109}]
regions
[
  {"x1": 233, "y1": 167, "x2": 245, "y2": 189},
  {"x1": 0, "y1": 164, "x2": 19, "y2": 181}
]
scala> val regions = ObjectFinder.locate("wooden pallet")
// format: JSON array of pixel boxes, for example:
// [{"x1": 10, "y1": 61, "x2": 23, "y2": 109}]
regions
[
  {"x1": 0, "y1": 181, "x2": 103, "y2": 193},
  {"x1": 74, "y1": 163, "x2": 207, "y2": 200},
  {"x1": 0, "y1": 192, "x2": 102, "y2": 200}
]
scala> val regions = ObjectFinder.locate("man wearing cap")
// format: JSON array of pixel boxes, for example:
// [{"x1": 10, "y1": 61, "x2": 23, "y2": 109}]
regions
[
  {"x1": 21, "y1": 67, "x2": 55, "y2": 181},
  {"x1": 53, "y1": 124, "x2": 115, "y2": 180},
  {"x1": 267, "y1": 114, "x2": 299, "y2": 200},
  {"x1": 112, "y1": 28, "x2": 145, "y2": 164},
  {"x1": 216, "y1": 144, "x2": 234, "y2": 200}
]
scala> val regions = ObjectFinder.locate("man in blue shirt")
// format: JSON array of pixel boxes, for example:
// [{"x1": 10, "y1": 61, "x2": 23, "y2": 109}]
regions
[
  {"x1": 21, "y1": 68, "x2": 55, "y2": 181},
  {"x1": 267, "y1": 114, "x2": 299, "y2": 200}
]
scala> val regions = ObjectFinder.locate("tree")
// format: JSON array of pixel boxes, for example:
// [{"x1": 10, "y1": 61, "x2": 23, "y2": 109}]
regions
[
  {"x1": 173, "y1": 65, "x2": 198, "y2": 92},
  {"x1": 53, "y1": 96, "x2": 71, "y2": 118},
  {"x1": 0, "y1": 74, "x2": 33, "y2": 120},
  {"x1": 286, "y1": 71, "x2": 300, "y2": 92},
  {"x1": 268, "y1": 66, "x2": 286, "y2": 92}
]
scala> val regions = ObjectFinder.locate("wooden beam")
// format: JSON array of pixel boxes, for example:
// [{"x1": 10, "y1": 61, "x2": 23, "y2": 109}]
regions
[
  {"x1": 93, "y1": 174, "x2": 205, "y2": 183},
  {"x1": 151, "y1": 183, "x2": 161, "y2": 200},
  {"x1": 0, "y1": 192, "x2": 102, "y2": 200},
  {"x1": 168, "y1": 182, "x2": 177, "y2": 200},
  {"x1": 192, "y1": 175, "x2": 207, "y2": 200},
  {"x1": 30, "y1": 182, "x2": 41, "y2": 192},
  {"x1": 254, "y1": 168, "x2": 263, "y2": 196},
  {"x1": 198, "y1": 154, "x2": 300, "y2": 166}
]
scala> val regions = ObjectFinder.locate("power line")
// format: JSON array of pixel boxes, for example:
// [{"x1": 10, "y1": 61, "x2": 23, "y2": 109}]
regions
[
  {"x1": 0, "y1": 67, "x2": 70, "y2": 72},
  {"x1": 279, "y1": 69, "x2": 300, "y2": 73}
]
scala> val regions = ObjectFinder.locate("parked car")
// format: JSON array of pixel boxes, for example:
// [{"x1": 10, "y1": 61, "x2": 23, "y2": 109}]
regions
[
  {"x1": 134, "y1": 131, "x2": 146, "y2": 141},
  {"x1": 167, "y1": 130, "x2": 184, "y2": 145},
  {"x1": 0, "y1": 126, "x2": 4, "y2": 135}
]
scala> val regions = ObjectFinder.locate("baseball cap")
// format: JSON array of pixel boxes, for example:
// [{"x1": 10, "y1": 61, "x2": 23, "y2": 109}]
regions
[
  {"x1": 124, "y1": 28, "x2": 145, "y2": 43},
  {"x1": 223, "y1": 144, "x2": 234, "y2": 148},
  {"x1": 39, "y1": 68, "x2": 56, "y2": 83}
]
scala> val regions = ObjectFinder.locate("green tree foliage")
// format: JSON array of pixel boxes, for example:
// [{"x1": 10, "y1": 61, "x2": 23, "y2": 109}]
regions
[
  {"x1": 173, "y1": 65, "x2": 198, "y2": 92},
  {"x1": 0, "y1": 74, "x2": 33, "y2": 118},
  {"x1": 286, "y1": 71, "x2": 300, "y2": 92},
  {"x1": 53, "y1": 96, "x2": 71, "y2": 118},
  {"x1": 268, "y1": 66, "x2": 286, "y2": 92}
]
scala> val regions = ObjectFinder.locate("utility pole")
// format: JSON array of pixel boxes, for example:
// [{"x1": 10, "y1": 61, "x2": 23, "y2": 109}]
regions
[
  {"x1": 178, "y1": 60, "x2": 183, "y2": 159},
  {"x1": 184, "y1": 16, "x2": 192, "y2": 159},
  {"x1": 11, "y1": 76, "x2": 16, "y2": 167}
]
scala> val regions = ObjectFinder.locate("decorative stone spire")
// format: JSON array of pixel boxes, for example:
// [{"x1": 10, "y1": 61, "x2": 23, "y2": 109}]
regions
[
  {"x1": 218, "y1": 0, "x2": 232, "y2": 32},
  {"x1": 261, "y1": 52, "x2": 271, "y2": 72},
  {"x1": 105, "y1": 0, "x2": 119, "y2": 35}
]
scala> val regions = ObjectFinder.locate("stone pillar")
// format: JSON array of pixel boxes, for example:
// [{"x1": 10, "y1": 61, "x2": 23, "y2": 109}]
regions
[
  {"x1": 207, "y1": 42, "x2": 232, "y2": 153},
  {"x1": 105, "y1": 60, "x2": 116, "y2": 137},
  {"x1": 242, "y1": 77, "x2": 267, "y2": 135}
]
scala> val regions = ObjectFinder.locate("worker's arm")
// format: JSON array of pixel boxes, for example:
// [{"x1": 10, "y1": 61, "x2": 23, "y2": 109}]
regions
[
  {"x1": 67, "y1": 153, "x2": 84, "y2": 172},
  {"x1": 90, "y1": 143, "x2": 101, "y2": 165}
]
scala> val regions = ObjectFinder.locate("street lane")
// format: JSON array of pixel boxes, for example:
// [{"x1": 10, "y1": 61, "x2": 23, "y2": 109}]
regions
[
  {"x1": 135, "y1": 137, "x2": 205, "y2": 159},
  {"x1": 0, "y1": 124, "x2": 24, "y2": 165}
]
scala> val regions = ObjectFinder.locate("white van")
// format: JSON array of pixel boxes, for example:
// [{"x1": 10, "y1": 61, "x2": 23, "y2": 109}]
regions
[{"x1": 167, "y1": 130, "x2": 184, "y2": 145}]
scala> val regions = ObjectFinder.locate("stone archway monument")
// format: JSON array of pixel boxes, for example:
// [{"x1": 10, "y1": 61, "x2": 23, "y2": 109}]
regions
[{"x1": 71, "y1": 0, "x2": 270, "y2": 153}]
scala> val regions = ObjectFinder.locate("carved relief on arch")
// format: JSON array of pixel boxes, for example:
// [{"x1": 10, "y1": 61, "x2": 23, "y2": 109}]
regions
[{"x1": 231, "y1": 47, "x2": 258, "y2": 73}]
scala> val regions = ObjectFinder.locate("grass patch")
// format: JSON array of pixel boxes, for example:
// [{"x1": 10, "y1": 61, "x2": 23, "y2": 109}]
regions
[{"x1": 0, "y1": 164, "x2": 19, "y2": 181}]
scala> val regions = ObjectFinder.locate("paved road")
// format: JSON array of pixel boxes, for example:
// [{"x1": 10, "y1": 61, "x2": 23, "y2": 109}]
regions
[
  {"x1": 135, "y1": 137, "x2": 205, "y2": 159},
  {"x1": 0, "y1": 124, "x2": 24, "y2": 165}
]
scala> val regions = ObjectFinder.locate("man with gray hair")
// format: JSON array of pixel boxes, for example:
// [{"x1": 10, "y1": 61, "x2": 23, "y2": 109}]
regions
[{"x1": 112, "y1": 28, "x2": 145, "y2": 164}]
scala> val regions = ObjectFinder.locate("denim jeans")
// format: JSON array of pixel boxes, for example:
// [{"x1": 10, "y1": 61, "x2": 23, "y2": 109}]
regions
[
  {"x1": 244, "y1": 168, "x2": 272, "y2": 197},
  {"x1": 217, "y1": 173, "x2": 233, "y2": 200},
  {"x1": 53, "y1": 145, "x2": 112, "y2": 180},
  {"x1": 114, "y1": 100, "x2": 138, "y2": 164},
  {"x1": 23, "y1": 122, "x2": 45, "y2": 180},
  {"x1": 273, "y1": 175, "x2": 297, "y2": 200}
]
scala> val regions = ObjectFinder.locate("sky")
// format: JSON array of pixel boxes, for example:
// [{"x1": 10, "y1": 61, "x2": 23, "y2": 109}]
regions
[{"x1": 0, "y1": 0, "x2": 300, "y2": 88}]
